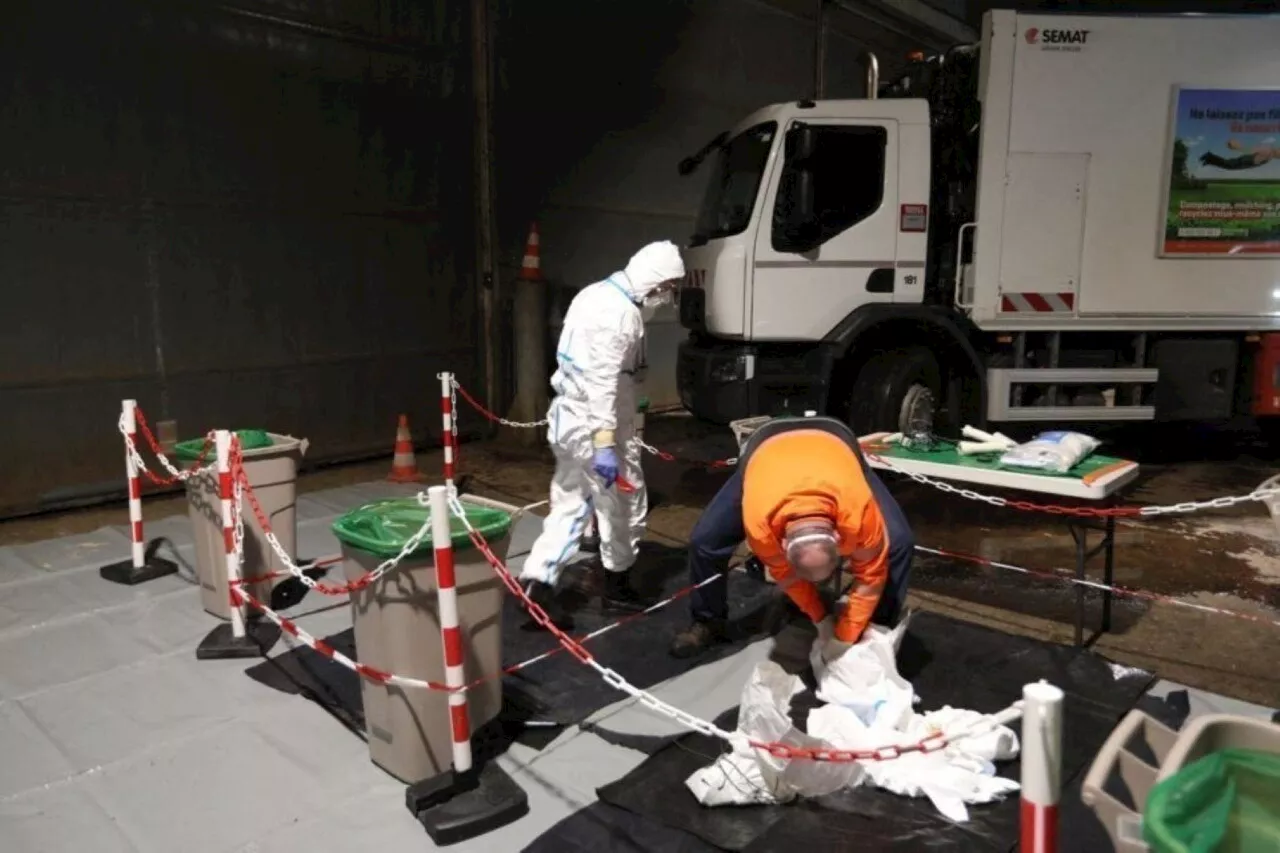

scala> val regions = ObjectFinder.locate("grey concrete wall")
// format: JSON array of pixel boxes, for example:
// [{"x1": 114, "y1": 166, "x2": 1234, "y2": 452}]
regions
[
  {"x1": 0, "y1": 1, "x2": 475, "y2": 516},
  {"x1": 492, "y1": 0, "x2": 926, "y2": 411}
]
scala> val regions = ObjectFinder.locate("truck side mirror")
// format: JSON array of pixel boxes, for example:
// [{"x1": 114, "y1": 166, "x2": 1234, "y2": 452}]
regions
[{"x1": 772, "y1": 167, "x2": 819, "y2": 253}]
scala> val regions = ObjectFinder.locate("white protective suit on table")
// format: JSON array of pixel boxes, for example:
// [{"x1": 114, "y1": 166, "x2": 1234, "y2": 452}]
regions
[{"x1": 522, "y1": 241, "x2": 686, "y2": 585}]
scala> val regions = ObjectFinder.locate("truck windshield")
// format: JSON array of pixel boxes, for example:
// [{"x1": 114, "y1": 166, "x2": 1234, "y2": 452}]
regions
[{"x1": 691, "y1": 122, "x2": 776, "y2": 244}]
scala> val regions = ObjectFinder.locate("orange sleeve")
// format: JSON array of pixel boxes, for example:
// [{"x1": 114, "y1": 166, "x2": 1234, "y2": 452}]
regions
[{"x1": 833, "y1": 498, "x2": 888, "y2": 643}]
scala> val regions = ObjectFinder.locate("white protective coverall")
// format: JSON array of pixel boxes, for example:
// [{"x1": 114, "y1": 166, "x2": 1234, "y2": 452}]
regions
[{"x1": 522, "y1": 241, "x2": 686, "y2": 585}]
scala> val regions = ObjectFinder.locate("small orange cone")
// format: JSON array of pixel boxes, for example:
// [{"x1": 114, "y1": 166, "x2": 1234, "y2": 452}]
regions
[
  {"x1": 387, "y1": 414, "x2": 424, "y2": 483},
  {"x1": 518, "y1": 223, "x2": 542, "y2": 281}
]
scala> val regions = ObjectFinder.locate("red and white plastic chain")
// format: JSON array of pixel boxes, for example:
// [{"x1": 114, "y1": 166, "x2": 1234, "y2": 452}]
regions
[
  {"x1": 914, "y1": 544, "x2": 1280, "y2": 631},
  {"x1": 232, "y1": 457, "x2": 432, "y2": 596},
  {"x1": 442, "y1": 490, "x2": 1018, "y2": 762},
  {"x1": 450, "y1": 377, "x2": 736, "y2": 468},
  {"x1": 448, "y1": 379, "x2": 1280, "y2": 518},
  {"x1": 233, "y1": 555, "x2": 731, "y2": 693},
  {"x1": 121, "y1": 406, "x2": 214, "y2": 486},
  {"x1": 863, "y1": 449, "x2": 1280, "y2": 519},
  {"x1": 449, "y1": 376, "x2": 548, "y2": 429}
]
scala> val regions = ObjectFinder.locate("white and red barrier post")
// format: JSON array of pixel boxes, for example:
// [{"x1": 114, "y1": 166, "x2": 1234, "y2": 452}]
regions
[
  {"x1": 1020, "y1": 681, "x2": 1063, "y2": 853},
  {"x1": 195, "y1": 429, "x2": 262, "y2": 659},
  {"x1": 217, "y1": 430, "x2": 248, "y2": 640},
  {"x1": 100, "y1": 399, "x2": 179, "y2": 585},
  {"x1": 429, "y1": 484, "x2": 472, "y2": 774},
  {"x1": 440, "y1": 373, "x2": 457, "y2": 493}
]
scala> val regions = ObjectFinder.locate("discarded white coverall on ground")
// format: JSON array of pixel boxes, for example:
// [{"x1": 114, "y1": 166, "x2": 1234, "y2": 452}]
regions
[{"x1": 686, "y1": 615, "x2": 1021, "y2": 822}]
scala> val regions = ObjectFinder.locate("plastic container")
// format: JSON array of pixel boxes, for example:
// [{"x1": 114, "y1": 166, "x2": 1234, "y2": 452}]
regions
[
  {"x1": 1081, "y1": 710, "x2": 1280, "y2": 852},
  {"x1": 183, "y1": 432, "x2": 308, "y2": 619},
  {"x1": 332, "y1": 493, "x2": 514, "y2": 785}
]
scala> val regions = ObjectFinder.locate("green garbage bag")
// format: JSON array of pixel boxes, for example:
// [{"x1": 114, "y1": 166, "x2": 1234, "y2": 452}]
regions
[
  {"x1": 1144, "y1": 748, "x2": 1280, "y2": 853},
  {"x1": 172, "y1": 429, "x2": 274, "y2": 464},
  {"x1": 331, "y1": 497, "x2": 512, "y2": 559}
]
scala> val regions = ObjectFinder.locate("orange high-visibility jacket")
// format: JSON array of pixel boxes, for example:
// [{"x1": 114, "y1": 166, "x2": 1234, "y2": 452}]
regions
[{"x1": 742, "y1": 429, "x2": 888, "y2": 643}]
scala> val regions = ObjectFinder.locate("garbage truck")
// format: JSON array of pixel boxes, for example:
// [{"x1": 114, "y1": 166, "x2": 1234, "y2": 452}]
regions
[{"x1": 675, "y1": 9, "x2": 1280, "y2": 436}]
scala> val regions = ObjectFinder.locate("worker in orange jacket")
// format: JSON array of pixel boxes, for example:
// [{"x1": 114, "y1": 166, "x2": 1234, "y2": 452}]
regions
[{"x1": 670, "y1": 416, "x2": 914, "y2": 660}]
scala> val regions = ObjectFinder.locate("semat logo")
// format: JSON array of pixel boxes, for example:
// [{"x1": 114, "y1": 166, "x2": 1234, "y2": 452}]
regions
[{"x1": 1024, "y1": 26, "x2": 1090, "y2": 51}]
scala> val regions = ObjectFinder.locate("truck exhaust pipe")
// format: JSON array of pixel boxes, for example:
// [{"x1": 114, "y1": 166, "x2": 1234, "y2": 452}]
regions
[{"x1": 865, "y1": 51, "x2": 880, "y2": 99}]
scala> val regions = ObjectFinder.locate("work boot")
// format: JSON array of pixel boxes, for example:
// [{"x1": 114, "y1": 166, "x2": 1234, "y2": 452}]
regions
[
  {"x1": 668, "y1": 620, "x2": 728, "y2": 659},
  {"x1": 521, "y1": 579, "x2": 574, "y2": 632},
  {"x1": 601, "y1": 569, "x2": 647, "y2": 613}
]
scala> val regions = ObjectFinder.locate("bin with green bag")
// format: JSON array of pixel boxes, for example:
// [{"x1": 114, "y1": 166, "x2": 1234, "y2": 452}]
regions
[
  {"x1": 174, "y1": 430, "x2": 308, "y2": 619},
  {"x1": 331, "y1": 494, "x2": 514, "y2": 784},
  {"x1": 1082, "y1": 709, "x2": 1280, "y2": 851}
]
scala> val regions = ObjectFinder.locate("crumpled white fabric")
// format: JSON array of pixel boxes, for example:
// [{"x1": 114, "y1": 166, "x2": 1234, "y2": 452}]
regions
[{"x1": 687, "y1": 613, "x2": 1022, "y2": 822}]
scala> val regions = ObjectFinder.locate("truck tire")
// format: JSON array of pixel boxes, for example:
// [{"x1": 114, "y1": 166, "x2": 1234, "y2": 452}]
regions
[{"x1": 846, "y1": 346, "x2": 942, "y2": 437}]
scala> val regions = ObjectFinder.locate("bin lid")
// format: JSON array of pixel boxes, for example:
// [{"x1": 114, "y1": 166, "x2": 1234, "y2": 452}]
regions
[
  {"x1": 331, "y1": 496, "x2": 512, "y2": 558},
  {"x1": 1144, "y1": 747, "x2": 1280, "y2": 852},
  {"x1": 173, "y1": 429, "x2": 274, "y2": 463}
]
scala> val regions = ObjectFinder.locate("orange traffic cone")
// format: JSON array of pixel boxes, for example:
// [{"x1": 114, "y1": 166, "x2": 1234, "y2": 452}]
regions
[
  {"x1": 387, "y1": 414, "x2": 424, "y2": 483},
  {"x1": 518, "y1": 222, "x2": 542, "y2": 281}
]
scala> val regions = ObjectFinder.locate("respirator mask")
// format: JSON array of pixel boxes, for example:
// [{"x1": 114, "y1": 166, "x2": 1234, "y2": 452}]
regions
[{"x1": 638, "y1": 283, "x2": 677, "y2": 322}]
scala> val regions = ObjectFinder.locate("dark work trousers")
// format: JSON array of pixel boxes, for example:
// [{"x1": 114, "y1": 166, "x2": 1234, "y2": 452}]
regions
[{"x1": 688, "y1": 455, "x2": 915, "y2": 628}]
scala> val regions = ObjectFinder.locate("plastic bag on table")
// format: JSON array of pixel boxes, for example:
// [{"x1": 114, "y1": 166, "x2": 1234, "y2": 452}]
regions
[{"x1": 1000, "y1": 430, "x2": 1100, "y2": 474}]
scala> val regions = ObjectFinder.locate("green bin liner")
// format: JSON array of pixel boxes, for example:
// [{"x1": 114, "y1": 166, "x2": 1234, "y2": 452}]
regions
[
  {"x1": 173, "y1": 429, "x2": 274, "y2": 463},
  {"x1": 637, "y1": 396, "x2": 650, "y2": 413},
  {"x1": 331, "y1": 496, "x2": 512, "y2": 558},
  {"x1": 1144, "y1": 748, "x2": 1280, "y2": 853}
]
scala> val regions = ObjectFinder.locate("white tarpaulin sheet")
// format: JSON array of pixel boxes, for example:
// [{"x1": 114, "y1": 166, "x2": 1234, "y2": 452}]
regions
[{"x1": 686, "y1": 615, "x2": 1021, "y2": 822}]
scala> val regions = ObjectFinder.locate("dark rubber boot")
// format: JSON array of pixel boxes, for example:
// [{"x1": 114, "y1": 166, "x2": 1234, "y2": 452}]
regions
[
  {"x1": 668, "y1": 620, "x2": 728, "y2": 659},
  {"x1": 601, "y1": 569, "x2": 646, "y2": 614},
  {"x1": 521, "y1": 580, "x2": 574, "y2": 632}
]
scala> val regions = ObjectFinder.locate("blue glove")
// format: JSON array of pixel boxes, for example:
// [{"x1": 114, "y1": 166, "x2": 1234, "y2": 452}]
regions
[{"x1": 592, "y1": 446, "x2": 620, "y2": 487}]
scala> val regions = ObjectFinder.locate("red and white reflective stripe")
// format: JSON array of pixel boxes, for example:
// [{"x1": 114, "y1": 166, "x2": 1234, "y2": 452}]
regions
[
  {"x1": 440, "y1": 373, "x2": 456, "y2": 492},
  {"x1": 120, "y1": 399, "x2": 147, "y2": 569},
  {"x1": 1020, "y1": 681, "x2": 1063, "y2": 853},
  {"x1": 429, "y1": 484, "x2": 471, "y2": 773},
  {"x1": 1000, "y1": 292, "x2": 1075, "y2": 313},
  {"x1": 216, "y1": 430, "x2": 247, "y2": 640}
]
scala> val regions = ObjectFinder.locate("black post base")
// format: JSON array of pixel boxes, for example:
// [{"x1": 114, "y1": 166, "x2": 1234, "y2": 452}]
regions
[
  {"x1": 100, "y1": 555, "x2": 178, "y2": 586},
  {"x1": 195, "y1": 620, "x2": 281, "y2": 660},
  {"x1": 406, "y1": 762, "x2": 529, "y2": 846}
]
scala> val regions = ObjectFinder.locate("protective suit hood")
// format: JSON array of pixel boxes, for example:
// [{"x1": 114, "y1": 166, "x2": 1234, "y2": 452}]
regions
[{"x1": 620, "y1": 240, "x2": 685, "y2": 301}]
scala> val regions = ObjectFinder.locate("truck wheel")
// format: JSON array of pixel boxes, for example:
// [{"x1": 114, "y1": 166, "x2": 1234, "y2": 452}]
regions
[{"x1": 846, "y1": 346, "x2": 942, "y2": 436}]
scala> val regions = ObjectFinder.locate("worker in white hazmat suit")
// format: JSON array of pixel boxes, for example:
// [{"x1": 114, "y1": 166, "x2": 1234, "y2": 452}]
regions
[{"x1": 521, "y1": 241, "x2": 686, "y2": 630}]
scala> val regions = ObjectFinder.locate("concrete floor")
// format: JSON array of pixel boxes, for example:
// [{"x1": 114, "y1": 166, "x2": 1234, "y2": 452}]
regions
[
  {"x1": 2, "y1": 414, "x2": 1279, "y2": 851},
  {"x1": 3, "y1": 414, "x2": 1279, "y2": 711}
]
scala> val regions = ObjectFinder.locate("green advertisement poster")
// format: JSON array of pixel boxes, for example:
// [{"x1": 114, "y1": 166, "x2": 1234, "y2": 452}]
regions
[{"x1": 1162, "y1": 87, "x2": 1280, "y2": 256}]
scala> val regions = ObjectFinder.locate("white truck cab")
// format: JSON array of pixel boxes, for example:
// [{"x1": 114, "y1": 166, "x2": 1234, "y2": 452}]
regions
[{"x1": 677, "y1": 9, "x2": 1280, "y2": 435}]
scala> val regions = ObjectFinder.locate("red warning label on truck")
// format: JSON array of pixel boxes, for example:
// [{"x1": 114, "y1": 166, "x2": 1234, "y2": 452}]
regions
[{"x1": 899, "y1": 204, "x2": 928, "y2": 233}]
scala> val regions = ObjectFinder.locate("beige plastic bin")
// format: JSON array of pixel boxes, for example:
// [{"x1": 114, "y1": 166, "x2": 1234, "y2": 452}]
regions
[
  {"x1": 186, "y1": 433, "x2": 308, "y2": 619},
  {"x1": 336, "y1": 493, "x2": 513, "y2": 785},
  {"x1": 1081, "y1": 709, "x2": 1280, "y2": 852}
]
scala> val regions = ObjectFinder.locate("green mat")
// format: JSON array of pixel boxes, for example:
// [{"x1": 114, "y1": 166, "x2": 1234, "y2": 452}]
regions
[{"x1": 863, "y1": 439, "x2": 1130, "y2": 480}]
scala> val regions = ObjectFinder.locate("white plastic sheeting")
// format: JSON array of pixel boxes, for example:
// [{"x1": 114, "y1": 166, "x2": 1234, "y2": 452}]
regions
[{"x1": 686, "y1": 615, "x2": 1022, "y2": 822}]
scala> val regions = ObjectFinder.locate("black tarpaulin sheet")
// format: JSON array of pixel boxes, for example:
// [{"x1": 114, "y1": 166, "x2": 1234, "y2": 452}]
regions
[
  {"x1": 588, "y1": 612, "x2": 1155, "y2": 852},
  {"x1": 250, "y1": 544, "x2": 776, "y2": 743}
]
